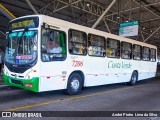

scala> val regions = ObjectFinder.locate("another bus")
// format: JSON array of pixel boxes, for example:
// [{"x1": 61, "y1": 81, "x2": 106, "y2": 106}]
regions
[{"x1": 3, "y1": 15, "x2": 157, "y2": 95}]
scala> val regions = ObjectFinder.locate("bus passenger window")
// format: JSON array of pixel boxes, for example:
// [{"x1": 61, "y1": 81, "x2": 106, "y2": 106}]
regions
[
  {"x1": 150, "y1": 48, "x2": 156, "y2": 62},
  {"x1": 121, "y1": 42, "x2": 132, "y2": 59},
  {"x1": 88, "y1": 34, "x2": 105, "y2": 57},
  {"x1": 69, "y1": 29, "x2": 87, "y2": 55},
  {"x1": 133, "y1": 44, "x2": 142, "y2": 60},
  {"x1": 41, "y1": 28, "x2": 66, "y2": 62},
  {"x1": 142, "y1": 47, "x2": 150, "y2": 61},
  {"x1": 106, "y1": 38, "x2": 120, "y2": 58}
]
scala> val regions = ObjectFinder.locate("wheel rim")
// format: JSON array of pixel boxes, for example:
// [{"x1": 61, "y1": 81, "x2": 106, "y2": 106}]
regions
[
  {"x1": 71, "y1": 78, "x2": 80, "y2": 91},
  {"x1": 132, "y1": 73, "x2": 137, "y2": 84}
]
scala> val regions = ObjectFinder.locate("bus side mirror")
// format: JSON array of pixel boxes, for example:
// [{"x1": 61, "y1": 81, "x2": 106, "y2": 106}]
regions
[{"x1": 42, "y1": 23, "x2": 46, "y2": 28}]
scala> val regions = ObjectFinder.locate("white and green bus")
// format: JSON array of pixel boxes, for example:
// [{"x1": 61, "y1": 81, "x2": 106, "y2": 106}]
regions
[{"x1": 3, "y1": 15, "x2": 157, "y2": 95}]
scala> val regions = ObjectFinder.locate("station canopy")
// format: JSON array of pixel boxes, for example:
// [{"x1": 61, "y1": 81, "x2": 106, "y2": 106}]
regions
[{"x1": 0, "y1": 0, "x2": 160, "y2": 54}]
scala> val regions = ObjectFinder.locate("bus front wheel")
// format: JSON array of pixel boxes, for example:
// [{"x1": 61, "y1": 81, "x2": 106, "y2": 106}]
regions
[
  {"x1": 129, "y1": 71, "x2": 138, "y2": 86},
  {"x1": 65, "y1": 73, "x2": 83, "y2": 95}
]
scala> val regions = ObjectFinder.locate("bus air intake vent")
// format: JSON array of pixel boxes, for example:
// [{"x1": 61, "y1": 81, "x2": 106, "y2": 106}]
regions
[
  {"x1": 10, "y1": 79, "x2": 23, "y2": 86},
  {"x1": 6, "y1": 66, "x2": 30, "y2": 73},
  {"x1": 18, "y1": 76, "x2": 24, "y2": 78}
]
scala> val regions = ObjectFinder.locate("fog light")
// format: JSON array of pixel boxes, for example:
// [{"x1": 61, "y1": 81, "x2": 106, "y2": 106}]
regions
[{"x1": 25, "y1": 84, "x2": 33, "y2": 88}]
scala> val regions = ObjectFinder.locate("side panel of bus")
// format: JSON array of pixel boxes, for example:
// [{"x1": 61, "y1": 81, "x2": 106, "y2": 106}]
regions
[
  {"x1": 38, "y1": 16, "x2": 157, "y2": 92},
  {"x1": 39, "y1": 27, "x2": 69, "y2": 92},
  {"x1": 149, "y1": 61, "x2": 157, "y2": 78}
]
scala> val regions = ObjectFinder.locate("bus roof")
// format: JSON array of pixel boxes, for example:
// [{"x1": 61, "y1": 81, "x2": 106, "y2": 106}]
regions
[{"x1": 10, "y1": 14, "x2": 157, "y2": 49}]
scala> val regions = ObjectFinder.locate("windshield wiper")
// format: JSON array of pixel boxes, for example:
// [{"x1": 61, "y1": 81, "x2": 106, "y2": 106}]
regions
[
  {"x1": 17, "y1": 28, "x2": 28, "y2": 53},
  {"x1": 18, "y1": 28, "x2": 28, "y2": 44},
  {"x1": 14, "y1": 28, "x2": 29, "y2": 64}
]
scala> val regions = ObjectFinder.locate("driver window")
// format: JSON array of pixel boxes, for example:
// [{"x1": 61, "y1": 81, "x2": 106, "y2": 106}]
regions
[{"x1": 41, "y1": 28, "x2": 66, "y2": 62}]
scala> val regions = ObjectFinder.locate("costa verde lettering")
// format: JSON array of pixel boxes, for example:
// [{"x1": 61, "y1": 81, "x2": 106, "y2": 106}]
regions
[{"x1": 108, "y1": 61, "x2": 132, "y2": 68}]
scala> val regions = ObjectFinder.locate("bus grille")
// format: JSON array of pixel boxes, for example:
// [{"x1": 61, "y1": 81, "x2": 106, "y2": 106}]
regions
[
  {"x1": 10, "y1": 79, "x2": 23, "y2": 86},
  {"x1": 7, "y1": 66, "x2": 29, "y2": 73}
]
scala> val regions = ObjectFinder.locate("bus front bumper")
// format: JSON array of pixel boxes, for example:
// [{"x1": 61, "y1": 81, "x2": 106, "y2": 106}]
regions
[{"x1": 2, "y1": 74, "x2": 39, "y2": 92}]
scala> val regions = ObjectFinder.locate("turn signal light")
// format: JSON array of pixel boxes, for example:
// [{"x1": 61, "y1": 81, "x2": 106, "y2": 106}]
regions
[
  {"x1": 25, "y1": 84, "x2": 33, "y2": 88},
  {"x1": 32, "y1": 70, "x2": 37, "y2": 72}
]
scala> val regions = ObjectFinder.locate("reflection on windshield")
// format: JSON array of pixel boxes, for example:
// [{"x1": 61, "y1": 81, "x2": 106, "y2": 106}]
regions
[{"x1": 5, "y1": 30, "x2": 38, "y2": 64}]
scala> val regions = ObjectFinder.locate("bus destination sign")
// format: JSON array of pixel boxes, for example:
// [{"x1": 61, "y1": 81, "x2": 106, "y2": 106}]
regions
[
  {"x1": 8, "y1": 17, "x2": 39, "y2": 30},
  {"x1": 12, "y1": 20, "x2": 34, "y2": 29}
]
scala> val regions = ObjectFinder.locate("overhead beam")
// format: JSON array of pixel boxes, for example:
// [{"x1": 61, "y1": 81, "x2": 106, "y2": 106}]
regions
[
  {"x1": 72, "y1": 5, "x2": 118, "y2": 24},
  {"x1": 0, "y1": 3, "x2": 16, "y2": 20},
  {"x1": 92, "y1": 0, "x2": 116, "y2": 28},
  {"x1": 37, "y1": 0, "x2": 159, "y2": 41},
  {"x1": 0, "y1": 31, "x2": 6, "y2": 37},
  {"x1": 140, "y1": 30, "x2": 145, "y2": 41},
  {"x1": 103, "y1": 19, "x2": 111, "y2": 33},
  {"x1": 142, "y1": 17, "x2": 160, "y2": 23},
  {"x1": 133, "y1": 0, "x2": 159, "y2": 18},
  {"x1": 25, "y1": 0, "x2": 38, "y2": 14},
  {"x1": 48, "y1": 0, "x2": 82, "y2": 15},
  {"x1": 140, "y1": 0, "x2": 160, "y2": 15},
  {"x1": 107, "y1": 1, "x2": 160, "y2": 17},
  {"x1": 45, "y1": 0, "x2": 118, "y2": 24},
  {"x1": 144, "y1": 26, "x2": 160, "y2": 42}
]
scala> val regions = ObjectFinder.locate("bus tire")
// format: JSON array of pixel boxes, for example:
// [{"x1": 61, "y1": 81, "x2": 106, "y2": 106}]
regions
[
  {"x1": 65, "y1": 73, "x2": 82, "y2": 95},
  {"x1": 129, "y1": 71, "x2": 138, "y2": 86}
]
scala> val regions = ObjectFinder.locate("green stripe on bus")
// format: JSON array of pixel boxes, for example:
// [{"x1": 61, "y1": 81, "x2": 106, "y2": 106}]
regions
[
  {"x1": 2, "y1": 73, "x2": 39, "y2": 92},
  {"x1": 60, "y1": 32, "x2": 66, "y2": 54}
]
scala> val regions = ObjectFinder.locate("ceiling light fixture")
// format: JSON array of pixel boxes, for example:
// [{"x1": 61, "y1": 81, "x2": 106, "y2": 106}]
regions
[{"x1": 86, "y1": 3, "x2": 90, "y2": 7}]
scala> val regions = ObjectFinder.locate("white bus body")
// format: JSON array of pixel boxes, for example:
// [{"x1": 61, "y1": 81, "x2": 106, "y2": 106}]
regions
[{"x1": 3, "y1": 15, "x2": 157, "y2": 94}]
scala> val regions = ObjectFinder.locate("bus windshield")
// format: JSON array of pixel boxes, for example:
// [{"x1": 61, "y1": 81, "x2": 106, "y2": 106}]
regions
[{"x1": 5, "y1": 30, "x2": 38, "y2": 65}]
